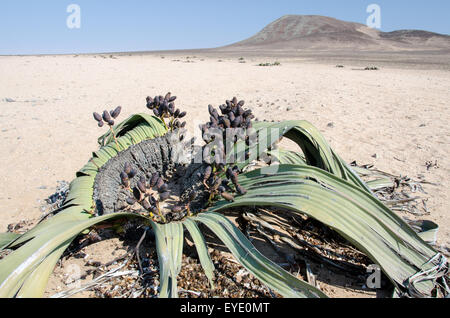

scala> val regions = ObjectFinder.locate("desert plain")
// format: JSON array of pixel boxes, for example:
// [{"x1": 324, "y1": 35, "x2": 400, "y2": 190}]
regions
[{"x1": 0, "y1": 49, "x2": 449, "y2": 297}]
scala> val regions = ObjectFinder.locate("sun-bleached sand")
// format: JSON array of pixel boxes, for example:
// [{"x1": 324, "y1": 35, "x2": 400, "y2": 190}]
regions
[{"x1": 0, "y1": 52, "x2": 449, "y2": 296}]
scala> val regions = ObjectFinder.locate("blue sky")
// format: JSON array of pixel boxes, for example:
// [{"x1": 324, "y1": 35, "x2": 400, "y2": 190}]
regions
[{"x1": 0, "y1": 0, "x2": 449, "y2": 55}]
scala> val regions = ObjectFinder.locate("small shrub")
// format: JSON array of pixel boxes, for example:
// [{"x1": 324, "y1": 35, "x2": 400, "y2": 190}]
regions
[{"x1": 258, "y1": 62, "x2": 281, "y2": 67}]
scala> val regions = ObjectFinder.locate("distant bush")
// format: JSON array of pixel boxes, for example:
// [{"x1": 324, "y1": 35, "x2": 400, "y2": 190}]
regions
[
  {"x1": 258, "y1": 61, "x2": 281, "y2": 67},
  {"x1": 365, "y1": 66, "x2": 379, "y2": 70}
]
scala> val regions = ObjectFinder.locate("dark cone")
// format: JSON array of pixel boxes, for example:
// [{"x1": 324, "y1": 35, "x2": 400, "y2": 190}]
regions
[
  {"x1": 178, "y1": 111, "x2": 186, "y2": 118},
  {"x1": 212, "y1": 177, "x2": 223, "y2": 191},
  {"x1": 150, "y1": 173, "x2": 159, "y2": 187},
  {"x1": 203, "y1": 166, "x2": 212, "y2": 182},
  {"x1": 156, "y1": 177, "x2": 164, "y2": 190},
  {"x1": 142, "y1": 198, "x2": 152, "y2": 210},
  {"x1": 137, "y1": 181, "x2": 147, "y2": 193},
  {"x1": 128, "y1": 169, "x2": 137, "y2": 178},
  {"x1": 102, "y1": 110, "x2": 112, "y2": 122},
  {"x1": 168, "y1": 103, "x2": 175, "y2": 116},
  {"x1": 111, "y1": 106, "x2": 122, "y2": 119},
  {"x1": 222, "y1": 118, "x2": 231, "y2": 128},
  {"x1": 120, "y1": 172, "x2": 129, "y2": 187},
  {"x1": 207, "y1": 175, "x2": 215, "y2": 187},
  {"x1": 243, "y1": 110, "x2": 252, "y2": 119},
  {"x1": 161, "y1": 102, "x2": 169, "y2": 116},
  {"x1": 236, "y1": 185, "x2": 247, "y2": 195},
  {"x1": 126, "y1": 197, "x2": 137, "y2": 205},
  {"x1": 124, "y1": 163, "x2": 132, "y2": 175},
  {"x1": 158, "y1": 184, "x2": 168, "y2": 193},
  {"x1": 120, "y1": 171, "x2": 128, "y2": 181},
  {"x1": 230, "y1": 171, "x2": 239, "y2": 185},
  {"x1": 98, "y1": 120, "x2": 104, "y2": 128},
  {"x1": 208, "y1": 105, "x2": 215, "y2": 117},
  {"x1": 232, "y1": 117, "x2": 242, "y2": 128},
  {"x1": 210, "y1": 116, "x2": 218, "y2": 126},
  {"x1": 133, "y1": 187, "x2": 142, "y2": 201},
  {"x1": 159, "y1": 191, "x2": 170, "y2": 201},
  {"x1": 93, "y1": 112, "x2": 102, "y2": 122},
  {"x1": 212, "y1": 109, "x2": 219, "y2": 120},
  {"x1": 219, "y1": 105, "x2": 228, "y2": 114},
  {"x1": 221, "y1": 192, "x2": 234, "y2": 202}
]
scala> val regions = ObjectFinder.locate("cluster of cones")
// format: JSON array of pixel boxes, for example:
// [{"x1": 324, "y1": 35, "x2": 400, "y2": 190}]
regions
[
  {"x1": 199, "y1": 97, "x2": 255, "y2": 203},
  {"x1": 122, "y1": 162, "x2": 197, "y2": 222},
  {"x1": 93, "y1": 106, "x2": 122, "y2": 127},
  {"x1": 103, "y1": 94, "x2": 257, "y2": 222},
  {"x1": 146, "y1": 93, "x2": 187, "y2": 131}
]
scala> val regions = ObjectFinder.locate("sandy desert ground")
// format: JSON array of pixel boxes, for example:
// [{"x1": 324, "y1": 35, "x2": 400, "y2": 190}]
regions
[{"x1": 0, "y1": 52, "x2": 449, "y2": 297}]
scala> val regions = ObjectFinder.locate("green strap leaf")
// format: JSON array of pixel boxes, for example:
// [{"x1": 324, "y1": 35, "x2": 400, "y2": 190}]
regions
[
  {"x1": 233, "y1": 120, "x2": 372, "y2": 193},
  {"x1": 16, "y1": 243, "x2": 70, "y2": 298},
  {"x1": 183, "y1": 218, "x2": 215, "y2": 289},
  {"x1": 194, "y1": 212, "x2": 327, "y2": 298},
  {"x1": 365, "y1": 178, "x2": 395, "y2": 191},
  {"x1": 210, "y1": 164, "x2": 439, "y2": 296},
  {"x1": 0, "y1": 213, "x2": 140, "y2": 298},
  {"x1": 0, "y1": 233, "x2": 21, "y2": 250},
  {"x1": 273, "y1": 149, "x2": 306, "y2": 166},
  {"x1": 151, "y1": 221, "x2": 184, "y2": 298}
]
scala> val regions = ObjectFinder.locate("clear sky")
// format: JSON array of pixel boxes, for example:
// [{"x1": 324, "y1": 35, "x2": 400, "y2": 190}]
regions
[{"x1": 0, "y1": 0, "x2": 449, "y2": 55}]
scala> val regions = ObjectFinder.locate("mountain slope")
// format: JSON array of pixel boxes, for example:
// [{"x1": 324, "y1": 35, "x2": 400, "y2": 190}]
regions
[{"x1": 220, "y1": 15, "x2": 450, "y2": 51}]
